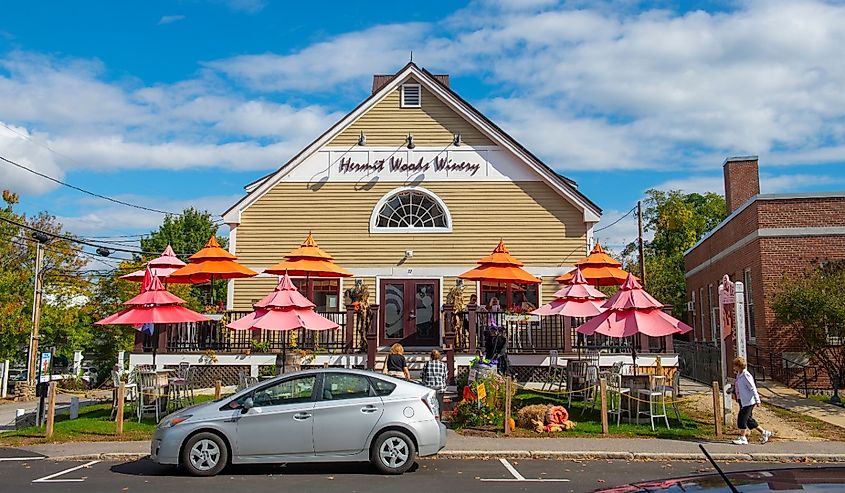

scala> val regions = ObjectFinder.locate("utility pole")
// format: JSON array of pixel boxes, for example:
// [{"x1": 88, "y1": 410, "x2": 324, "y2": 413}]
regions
[
  {"x1": 27, "y1": 232, "x2": 49, "y2": 387},
  {"x1": 637, "y1": 200, "x2": 646, "y2": 289}
]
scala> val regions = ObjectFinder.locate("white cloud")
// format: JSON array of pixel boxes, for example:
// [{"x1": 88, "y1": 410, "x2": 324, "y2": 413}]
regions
[
  {"x1": 653, "y1": 175, "x2": 724, "y2": 195},
  {"x1": 592, "y1": 207, "x2": 645, "y2": 251},
  {"x1": 158, "y1": 15, "x2": 186, "y2": 25},
  {"x1": 760, "y1": 173, "x2": 845, "y2": 193},
  {"x1": 56, "y1": 194, "x2": 241, "y2": 235},
  {"x1": 0, "y1": 123, "x2": 63, "y2": 195}
]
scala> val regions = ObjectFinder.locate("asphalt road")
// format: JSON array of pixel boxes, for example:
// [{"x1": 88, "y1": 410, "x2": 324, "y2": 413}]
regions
[{"x1": 0, "y1": 454, "x2": 841, "y2": 493}]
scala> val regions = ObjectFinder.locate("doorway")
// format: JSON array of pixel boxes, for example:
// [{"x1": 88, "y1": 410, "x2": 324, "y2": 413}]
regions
[{"x1": 379, "y1": 279, "x2": 440, "y2": 347}]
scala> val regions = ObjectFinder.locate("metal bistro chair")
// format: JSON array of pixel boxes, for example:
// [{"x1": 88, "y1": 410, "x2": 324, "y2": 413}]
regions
[
  {"x1": 636, "y1": 374, "x2": 670, "y2": 431},
  {"x1": 542, "y1": 350, "x2": 567, "y2": 391},
  {"x1": 168, "y1": 362, "x2": 195, "y2": 411},
  {"x1": 136, "y1": 371, "x2": 162, "y2": 423},
  {"x1": 656, "y1": 368, "x2": 682, "y2": 422},
  {"x1": 110, "y1": 369, "x2": 138, "y2": 419},
  {"x1": 237, "y1": 371, "x2": 259, "y2": 391},
  {"x1": 602, "y1": 370, "x2": 631, "y2": 426}
]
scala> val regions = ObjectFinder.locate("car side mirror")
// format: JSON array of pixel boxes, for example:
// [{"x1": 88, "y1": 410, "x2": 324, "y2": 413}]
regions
[{"x1": 241, "y1": 397, "x2": 254, "y2": 414}]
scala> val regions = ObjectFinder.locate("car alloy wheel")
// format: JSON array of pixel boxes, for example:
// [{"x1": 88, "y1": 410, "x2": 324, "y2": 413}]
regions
[
  {"x1": 380, "y1": 436, "x2": 410, "y2": 469},
  {"x1": 190, "y1": 439, "x2": 220, "y2": 471},
  {"x1": 181, "y1": 432, "x2": 228, "y2": 476}
]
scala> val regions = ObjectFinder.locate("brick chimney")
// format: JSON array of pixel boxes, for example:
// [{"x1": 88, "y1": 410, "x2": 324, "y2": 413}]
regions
[{"x1": 723, "y1": 156, "x2": 760, "y2": 214}]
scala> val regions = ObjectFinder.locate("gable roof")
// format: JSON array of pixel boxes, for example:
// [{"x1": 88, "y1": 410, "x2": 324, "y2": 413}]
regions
[{"x1": 223, "y1": 62, "x2": 602, "y2": 224}]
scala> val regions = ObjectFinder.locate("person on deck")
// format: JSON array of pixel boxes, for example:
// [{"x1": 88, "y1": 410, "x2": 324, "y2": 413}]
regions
[{"x1": 385, "y1": 343, "x2": 410, "y2": 380}]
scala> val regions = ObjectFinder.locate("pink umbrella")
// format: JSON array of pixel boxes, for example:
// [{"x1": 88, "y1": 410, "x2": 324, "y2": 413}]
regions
[
  {"x1": 531, "y1": 267, "x2": 607, "y2": 317},
  {"x1": 96, "y1": 267, "x2": 209, "y2": 364},
  {"x1": 227, "y1": 273, "x2": 339, "y2": 372},
  {"x1": 577, "y1": 273, "x2": 691, "y2": 373},
  {"x1": 121, "y1": 245, "x2": 186, "y2": 282}
]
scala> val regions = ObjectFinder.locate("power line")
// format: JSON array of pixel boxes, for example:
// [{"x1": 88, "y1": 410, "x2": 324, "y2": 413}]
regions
[
  {"x1": 594, "y1": 205, "x2": 637, "y2": 233},
  {"x1": 0, "y1": 154, "x2": 183, "y2": 215},
  {"x1": 0, "y1": 215, "x2": 198, "y2": 257}
]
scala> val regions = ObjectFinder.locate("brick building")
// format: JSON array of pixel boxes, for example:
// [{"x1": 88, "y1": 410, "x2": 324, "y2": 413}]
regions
[{"x1": 683, "y1": 156, "x2": 845, "y2": 388}]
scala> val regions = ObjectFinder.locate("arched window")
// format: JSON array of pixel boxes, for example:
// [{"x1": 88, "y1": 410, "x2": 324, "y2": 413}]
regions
[{"x1": 370, "y1": 187, "x2": 451, "y2": 233}]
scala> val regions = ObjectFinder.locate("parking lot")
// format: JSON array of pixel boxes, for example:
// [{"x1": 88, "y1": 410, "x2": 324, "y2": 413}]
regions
[{"x1": 2, "y1": 448, "x2": 841, "y2": 493}]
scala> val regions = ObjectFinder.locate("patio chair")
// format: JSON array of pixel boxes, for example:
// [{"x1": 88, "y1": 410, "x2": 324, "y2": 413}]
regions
[
  {"x1": 656, "y1": 368, "x2": 682, "y2": 422},
  {"x1": 541, "y1": 350, "x2": 566, "y2": 391},
  {"x1": 602, "y1": 371, "x2": 631, "y2": 426},
  {"x1": 168, "y1": 362, "x2": 194, "y2": 411},
  {"x1": 237, "y1": 371, "x2": 259, "y2": 391},
  {"x1": 110, "y1": 369, "x2": 138, "y2": 419},
  {"x1": 636, "y1": 374, "x2": 670, "y2": 431},
  {"x1": 136, "y1": 371, "x2": 162, "y2": 423}
]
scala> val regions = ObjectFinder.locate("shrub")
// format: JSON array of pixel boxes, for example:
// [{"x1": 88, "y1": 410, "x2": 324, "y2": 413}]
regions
[
  {"x1": 57, "y1": 376, "x2": 87, "y2": 392},
  {"x1": 450, "y1": 400, "x2": 503, "y2": 429}
]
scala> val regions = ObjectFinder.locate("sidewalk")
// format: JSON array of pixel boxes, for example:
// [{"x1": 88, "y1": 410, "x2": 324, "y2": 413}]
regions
[
  {"x1": 758, "y1": 382, "x2": 845, "y2": 429},
  {"x1": 12, "y1": 430, "x2": 845, "y2": 463}
]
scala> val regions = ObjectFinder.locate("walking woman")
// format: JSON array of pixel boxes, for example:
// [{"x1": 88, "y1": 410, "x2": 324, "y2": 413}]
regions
[{"x1": 732, "y1": 356, "x2": 773, "y2": 445}]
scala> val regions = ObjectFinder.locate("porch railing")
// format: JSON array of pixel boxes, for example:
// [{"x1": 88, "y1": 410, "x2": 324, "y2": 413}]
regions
[{"x1": 136, "y1": 306, "x2": 370, "y2": 355}]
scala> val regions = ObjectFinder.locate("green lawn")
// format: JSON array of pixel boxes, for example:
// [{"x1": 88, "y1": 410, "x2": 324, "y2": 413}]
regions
[
  {"x1": 505, "y1": 390, "x2": 711, "y2": 440},
  {"x1": 0, "y1": 394, "x2": 221, "y2": 446}
]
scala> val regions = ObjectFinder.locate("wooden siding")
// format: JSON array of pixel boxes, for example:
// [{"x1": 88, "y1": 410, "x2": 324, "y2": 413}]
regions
[
  {"x1": 232, "y1": 181, "x2": 587, "y2": 309},
  {"x1": 330, "y1": 79, "x2": 494, "y2": 147}
]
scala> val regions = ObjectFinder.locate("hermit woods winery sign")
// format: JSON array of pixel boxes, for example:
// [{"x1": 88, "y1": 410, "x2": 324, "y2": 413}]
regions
[{"x1": 338, "y1": 156, "x2": 482, "y2": 176}]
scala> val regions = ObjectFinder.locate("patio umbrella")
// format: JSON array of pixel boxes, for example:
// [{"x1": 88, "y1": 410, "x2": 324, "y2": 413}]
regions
[
  {"x1": 168, "y1": 236, "x2": 257, "y2": 304},
  {"x1": 531, "y1": 267, "x2": 607, "y2": 318},
  {"x1": 577, "y1": 273, "x2": 691, "y2": 372},
  {"x1": 120, "y1": 245, "x2": 186, "y2": 282},
  {"x1": 263, "y1": 232, "x2": 353, "y2": 278},
  {"x1": 556, "y1": 242, "x2": 633, "y2": 286},
  {"x1": 458, "y1": 240, "x2": 542, "y2": 285},
  {"x1": 227, "y1": 273, "x2": 339, "y2": 373},
  {"x1": 96, "y1": 267, "x2": 210, "y2": 364}
]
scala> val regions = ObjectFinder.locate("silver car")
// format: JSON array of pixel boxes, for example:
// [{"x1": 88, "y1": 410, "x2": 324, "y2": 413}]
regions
[{"x1": 150, "y1": 368, "x2": 447, "y2": 476}]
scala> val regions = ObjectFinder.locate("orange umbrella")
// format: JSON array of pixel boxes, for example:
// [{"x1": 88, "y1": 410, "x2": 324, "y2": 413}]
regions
[
  {"x1": 263, "y1": 232, "x2": 352, "y2": 278},
  {"x1": 556, "y1": 242, "x2": 633, "y2": 286},
  {"x1": 458, "y1": 240, "x2": 541, "y2": 285},
  {"x1": 168, "y1": 236, "x2": 257, "y2": 303}
]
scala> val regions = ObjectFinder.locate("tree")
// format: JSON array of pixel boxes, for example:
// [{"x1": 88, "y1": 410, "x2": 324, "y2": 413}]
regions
[
  {"x1": 139, "y1": 208, "x2": 227, "y2": 306},
  {"x1": 0, "y1": 190, "x2": 91, "y2": 362},
  {"x1": 623, "y1": 189, "x2": 727, "y2": 318},
  {"x1": 772, "y1": 260, "x2": 845, "y2": 402}
]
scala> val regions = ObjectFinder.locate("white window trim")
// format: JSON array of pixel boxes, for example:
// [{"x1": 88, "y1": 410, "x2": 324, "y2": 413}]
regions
[
  {"x1": 400, "y1": 83, "x2": 421, "y2": 108},
  {"x1": 369, "y1": 186, "x2": 452, "y2": 234}
]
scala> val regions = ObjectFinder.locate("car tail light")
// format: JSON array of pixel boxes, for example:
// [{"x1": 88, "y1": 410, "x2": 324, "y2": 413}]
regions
[{"x1": 421, "y1": 391, "x2": 440, "y2": 420}]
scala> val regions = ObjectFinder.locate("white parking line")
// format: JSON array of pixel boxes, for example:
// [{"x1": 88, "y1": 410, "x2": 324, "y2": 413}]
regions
[
  {"x1": 32, "y1": 460, "x2": 100, "y2": 483},
  {"x1": 479, "y1": 458, "x2": 571, "y2": 483},
  {"x1": 0, "y1": 456, "x2": 45, "y2": 462}
]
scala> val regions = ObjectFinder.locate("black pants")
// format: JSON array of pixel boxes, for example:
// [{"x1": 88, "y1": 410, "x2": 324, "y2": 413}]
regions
[{"x1": 737, "y1": 405, "x2": 758, "y2": 430}]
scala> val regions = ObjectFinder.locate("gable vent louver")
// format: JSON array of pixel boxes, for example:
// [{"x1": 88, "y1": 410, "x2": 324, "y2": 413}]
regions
[{"x1": 401, "y1": 84, "x2": 421, "y2": 108}]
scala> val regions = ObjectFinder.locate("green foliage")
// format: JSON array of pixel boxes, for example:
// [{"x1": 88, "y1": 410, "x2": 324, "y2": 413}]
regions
[
  {"x1": 251, "y1": 339, "x2": 271, "y2": 353},
  {"x1": 773, "y1": 260, "x2": 845, "y2": 389},
  {"x1": 0, "y1": 191, "x2": 91, "y2": 362},
  {"x1": 623, "y1": 189, "x2": 727, "y2": 317},
  {"x1": 57, "y1": 375, "x2": 88, "y2": 391},
  {"x1": 450, "y1": 400, "x2": 503, "y2": 428}
]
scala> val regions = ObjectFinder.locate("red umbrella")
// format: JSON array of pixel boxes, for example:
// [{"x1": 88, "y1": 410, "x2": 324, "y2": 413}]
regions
[
  {"x1": 532, "y1": 267, "x2": 607, "y2": 317},
  {"x1": 96, "y1": 267, "x2": 210, "y2": 364},
  {"x1": 228, "y1": 273, "x2": 339, "y2": 373},
  {"x1": 577, "y1": 273, "x2": 691, "y2": 372},
  {"x1": 120, "y1": 245, "x2": 186, "y2": 282},
  {"x1": 577, "y1": 274, "x2": 691, "y2": 338}
]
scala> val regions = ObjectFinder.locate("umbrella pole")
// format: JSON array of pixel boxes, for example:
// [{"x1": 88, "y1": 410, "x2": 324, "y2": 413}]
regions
[
  {"x1": 282, "y1": 343, "x2": 286, "y2": 375},
  {"x1": 152, "y1": 324, "x2": 157, "y2": 369},
  {"x1": 631, "y1": 337, "x2": 637, "y2": 376}
]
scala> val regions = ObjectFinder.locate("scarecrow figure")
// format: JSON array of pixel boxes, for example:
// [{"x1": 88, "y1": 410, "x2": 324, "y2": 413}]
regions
[
  {"x1": 344, "y1": 279, "x2": 371, "y2": 351},
  {"x1": 445, "y1": 280, "x2": 466, "y2": 347}
]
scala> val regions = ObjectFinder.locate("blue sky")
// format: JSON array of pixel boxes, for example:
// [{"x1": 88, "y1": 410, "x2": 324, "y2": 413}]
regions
[{"x1": 2, "y1": 0, "x2": 845, "y2": 263}]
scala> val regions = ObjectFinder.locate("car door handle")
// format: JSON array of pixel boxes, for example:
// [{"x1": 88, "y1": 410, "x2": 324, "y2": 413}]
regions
[
  {"x1": 361, "y1": 405, "x2": 379, "y2": 413},
  {"x1": 293, "y1": 412, "x2": 312, "y2": 420}
]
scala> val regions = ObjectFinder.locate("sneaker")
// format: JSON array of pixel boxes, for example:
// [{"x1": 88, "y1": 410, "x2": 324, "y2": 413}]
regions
[
  {"x1": 761, "y1": 430, "x2": 772, "y2": 444},
  {"x1": 732, "y1": 436, "x2": 748, "y2": 445}
]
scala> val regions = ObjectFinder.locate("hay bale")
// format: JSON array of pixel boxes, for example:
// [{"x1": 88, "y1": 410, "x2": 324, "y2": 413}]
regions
[{"x1": 517, "y1": 404, "x2": 552, "y2": 429}]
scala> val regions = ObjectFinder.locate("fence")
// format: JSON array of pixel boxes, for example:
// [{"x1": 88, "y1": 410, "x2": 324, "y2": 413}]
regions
[{"x1": 675, "y1": 340, "x2": 722, "y2": 384}]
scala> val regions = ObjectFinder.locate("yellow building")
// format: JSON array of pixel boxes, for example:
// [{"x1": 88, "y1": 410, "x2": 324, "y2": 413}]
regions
[{"x1": 223, "y1": 63, "x2": 601, "y2": 350}]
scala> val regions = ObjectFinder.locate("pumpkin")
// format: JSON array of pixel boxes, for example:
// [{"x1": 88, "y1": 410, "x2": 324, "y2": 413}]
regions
[{"x1": 508, "y1": 417, "x2": 516, "y2": 431}]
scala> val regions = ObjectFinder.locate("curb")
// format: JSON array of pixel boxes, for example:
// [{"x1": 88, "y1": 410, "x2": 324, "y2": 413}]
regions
[
  {"x1": 48, "y1": 453, "x2": 149, "y2": 462},
  {"x1": 436, "y1": 450, "x2": 845, "y2": 462}
]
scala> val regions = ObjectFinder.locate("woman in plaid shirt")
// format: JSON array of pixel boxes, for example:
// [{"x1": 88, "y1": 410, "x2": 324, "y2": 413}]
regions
[{"x1": 422, "y1": 350, "x2": 448, "y2": 415}]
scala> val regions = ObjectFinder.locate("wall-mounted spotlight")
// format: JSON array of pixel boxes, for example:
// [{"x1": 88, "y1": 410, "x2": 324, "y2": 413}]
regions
[
  {"x1": 404, "y1": 249, "x2": 414, "y2": 258},
  {"x1": 406, "y1": 134, "x2": 415, "y2": 149},
  {"x1": 453, "y1": 133, "x2": 461, "y2": 146},
  {"x1": 357, "y1": 131, "x2": 366, "y2": 146}
]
